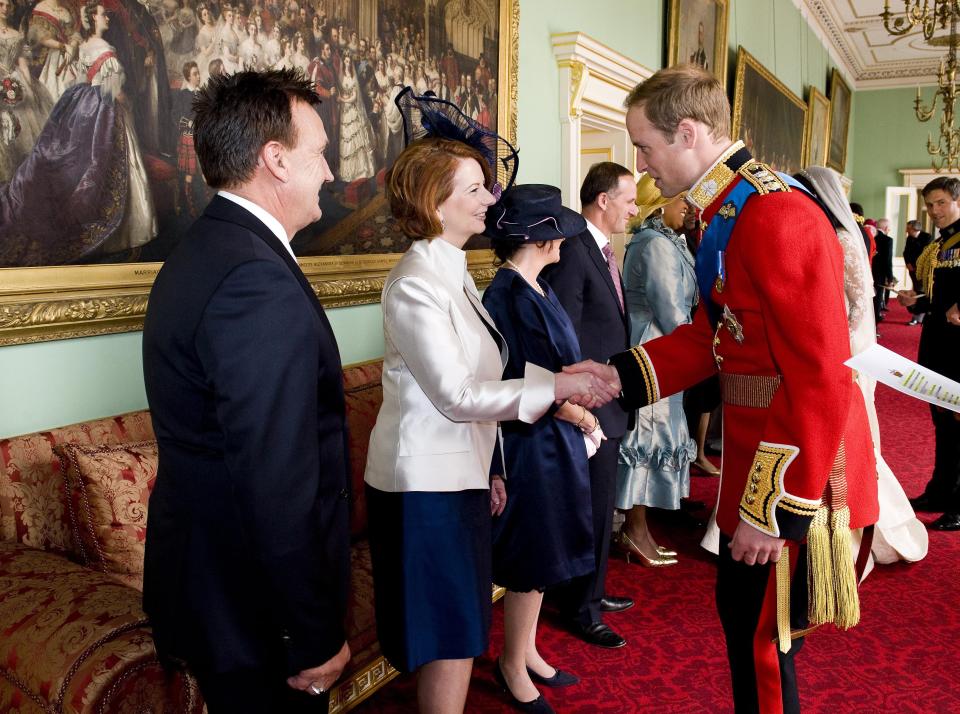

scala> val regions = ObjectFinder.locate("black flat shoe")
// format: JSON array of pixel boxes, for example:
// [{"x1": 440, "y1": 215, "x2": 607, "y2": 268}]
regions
[
  {"x1": 574, "y1": 621, "x2": 626, "y2": 648},
  {"x1": 600, "y1": 595, "x2": 634, "y2": 613},
  {"x1": 494, "y1": 659, "x2": 555, "y2": 713},
  {"x1": 527, "y1": 666, "x2": 579, "y2": 687},
  {"x1": 929, "y1": 513, "x2": 960, "y2": 531}
]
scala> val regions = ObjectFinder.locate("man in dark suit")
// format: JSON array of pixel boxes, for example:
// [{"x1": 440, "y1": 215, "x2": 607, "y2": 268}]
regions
[
  {"x1": 543, "y1": 162, "x2": 637, "y2": 648},
  {"x1": 142, "y1": 70, "x2": 350, "y2": 712},
  {"x1": 903, "y1": 219, "x2": 933, "y2": 325},
  {"x1": 872, "y1": 218, "x2": 897, "y2": 321}
]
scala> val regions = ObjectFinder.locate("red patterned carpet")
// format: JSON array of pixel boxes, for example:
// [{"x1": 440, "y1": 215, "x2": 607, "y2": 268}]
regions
[{"x1": 355, "y1": 302, "x2": 959, "y2": 713}]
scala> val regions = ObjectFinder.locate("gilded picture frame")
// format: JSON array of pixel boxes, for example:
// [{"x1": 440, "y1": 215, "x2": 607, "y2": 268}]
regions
[
  {"x1": 731, "y1": 47, "x2": 807, "y2": 176},
  {"x1": 802, "y1": 86, "x2": 830, "y2": 167},
  {"x1": 667, "y1": 0, "x2": 729, "y2": 88},
  {"x1": 0, "y1": 0, "x2": 519, "y2": 347},
  {"x1": 827, "y1": 67, "x2": 852, "y2": 173}
]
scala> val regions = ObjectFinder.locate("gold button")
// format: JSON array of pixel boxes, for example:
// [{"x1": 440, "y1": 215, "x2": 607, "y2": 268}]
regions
[
  {"x1": 750, "y1": 484, "x2": 758, "y2": 494},
  {"x1": 754, "y1": 463, "x2": 762, "y2": 473},
  {"x1": 751, "y1": 474, "x2": 760, "y2": 484},
  {"x1": 745, "y1": 495, "x2": 755, "y2": 505}
]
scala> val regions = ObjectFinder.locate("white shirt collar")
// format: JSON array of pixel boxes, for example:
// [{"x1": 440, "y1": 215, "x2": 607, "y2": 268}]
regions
[
  {"x1": 584, "y1": 218, "x2": 610, "y2": 253},
  {"x1": 217, "y1": 190, "x2": 295, "y2": 260}
]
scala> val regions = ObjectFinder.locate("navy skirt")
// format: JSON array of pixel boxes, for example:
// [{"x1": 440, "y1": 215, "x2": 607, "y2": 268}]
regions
[{"x1": 366, "y1": 485, "x2": 492, "y2": 672}]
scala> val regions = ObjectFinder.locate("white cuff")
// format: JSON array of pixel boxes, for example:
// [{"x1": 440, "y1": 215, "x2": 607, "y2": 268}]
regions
[{"x1": 517, "y1": 362, "x2": 555, "y2": 424}]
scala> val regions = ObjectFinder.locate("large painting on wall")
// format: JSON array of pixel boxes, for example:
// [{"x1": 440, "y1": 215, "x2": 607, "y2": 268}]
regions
[
  {"x1": 0, "y1": 0, "x2": 518, "y2": 345},
  {"x1": 731, "y1": 46, "x2": 807, "y2": 176},
  {"x1": 803, "y1": 86, "x2": 830, "y2": 167},
  {"x1": 827, "y1": 67, "x2": 851, "y2": 173},
  {"x1": 667, "y1": 0, "x2": 728, "y2": 87}
]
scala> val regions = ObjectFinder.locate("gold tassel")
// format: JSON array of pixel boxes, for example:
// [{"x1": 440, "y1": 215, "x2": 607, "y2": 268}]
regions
[
  {"x1": 807, "y1": 505, "x2": 834, "y2": 625},
  {"x1": 829, "y1": 506, "x2": 861, "y2": 629}
]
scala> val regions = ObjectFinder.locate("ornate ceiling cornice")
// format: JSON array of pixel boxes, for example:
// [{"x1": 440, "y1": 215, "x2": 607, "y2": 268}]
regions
[{"x1": 798, "y1": 0, "x2": 943, "y2": 90}]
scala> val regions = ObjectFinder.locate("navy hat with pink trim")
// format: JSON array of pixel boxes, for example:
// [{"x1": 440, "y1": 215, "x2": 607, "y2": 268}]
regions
[{"x1": 484, "y1": 184, "x2": 586, "y2": 243}]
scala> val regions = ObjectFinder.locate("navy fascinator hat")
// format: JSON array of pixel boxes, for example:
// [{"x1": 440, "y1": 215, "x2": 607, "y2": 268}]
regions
[
  {"x1": 394, "y1": 86, "x2": 519, "y2": 197},
  {"x1": 484, "y1": 184, "x2": 587, "y2": 243}
]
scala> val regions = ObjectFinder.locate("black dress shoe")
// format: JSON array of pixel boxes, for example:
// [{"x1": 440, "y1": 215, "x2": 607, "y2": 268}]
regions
[
  {"x1": 929, "y1": 512, "x2": 960, "y2": 531},
  {"x1": 909, "y1": 494, "x2": 946, "y2": 512},
  {"x1": 526, "y1": 667, "x2": 579, "y2": 687},
  {"x1": 574, "y1": 622, "x2": 626, "y2": 648},
  {"x1": 494, "y1": 659, "x2": 555, "y2": 713},
  {"x1": 600, "y1": 596, "x2": 634, "y2": 613}
]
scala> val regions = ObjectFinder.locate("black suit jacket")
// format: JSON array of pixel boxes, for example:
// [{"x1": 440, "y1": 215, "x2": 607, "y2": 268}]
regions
[
  {"x1": 543, "y1": 229, "x2": 630, "y2": 438},
  {"x1": 872, "y1": 230, "x2": 896, "y2": 286},
  {"x1": 142, "y1": 196, "x2": 350, "y2": 675},
  {"x1": 903, "y1": 230, "x2": 932, "y2": 267}
]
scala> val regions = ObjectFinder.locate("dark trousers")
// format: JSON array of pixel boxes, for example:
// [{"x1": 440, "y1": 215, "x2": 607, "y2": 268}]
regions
[
  {"x1": 557, "y1": 436, "x2": 620, "y2": 626},
  {"x1": 923, "y1": 405, "x2": 960, "y2": 512},
  {"x1": 908, "y1": 271, "x2": 926, "y2": 321},
  {"x1": 717, "y1": 536, "x2": 808, "y2": 714},
  {"x1": 194, "y1": 666, "x2": 330, "y2": 714}
]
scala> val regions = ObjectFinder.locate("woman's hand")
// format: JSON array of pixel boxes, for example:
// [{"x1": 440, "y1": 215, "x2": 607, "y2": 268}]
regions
[
  {"x1": 490, "y1": 476, "x2": 506, "y2": 516},
  {"x1": 555, "y1": 368, "x2": 619, "y2": 408}
]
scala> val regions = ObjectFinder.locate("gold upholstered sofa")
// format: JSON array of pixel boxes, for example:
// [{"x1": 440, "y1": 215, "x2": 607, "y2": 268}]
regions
[{"x1": 0, "y1": 360, "x2": 395, "y2": 713}]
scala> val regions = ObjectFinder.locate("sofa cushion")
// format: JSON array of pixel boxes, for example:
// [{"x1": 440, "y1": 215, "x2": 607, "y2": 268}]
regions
[
  {"x1": 342, "y1": 361, "x2": 383, "y2": 541},
  {"x1": 57, "y1": 442, "x2": 158, "y2": 591},
  {"x1": 0, "y1": 541, "x2": 201, "y2": 714},
  {"x1": 0, "y1": 411, "x2": 155, "y2": 555}
]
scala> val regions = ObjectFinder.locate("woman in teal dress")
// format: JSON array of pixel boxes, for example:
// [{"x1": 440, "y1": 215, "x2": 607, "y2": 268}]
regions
[{"x1": 614, "y1": 175, "x2": 697, "y2": 566}]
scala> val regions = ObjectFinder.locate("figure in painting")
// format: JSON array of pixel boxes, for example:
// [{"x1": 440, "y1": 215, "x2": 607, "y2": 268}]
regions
[
  {"x1": 27, "y1": 0, "x2": 80, "y2": 102},
  {"x1": 0, "y1": 0, "x2": 53, "y2": 177},
  {"x1": 0, "y1": 1, "x2": 157, "y2": 267},
  {"x1": 337, "y1": 53, "x2": 374, "y2": 182}
]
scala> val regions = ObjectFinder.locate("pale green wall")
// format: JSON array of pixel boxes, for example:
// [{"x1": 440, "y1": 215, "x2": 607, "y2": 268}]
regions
[
  {"x1": 515, "y1": 0, "x2": 663, "y2": 184},
  {"x1": 849, "y1": 87, "x2": 940, "y2": 221},
  {"x1": 0, "y1": 0, "x2": 864, "y2": 438},
  {"x1": 0, "y1": 303, "x2": 384, "y2": 437}
]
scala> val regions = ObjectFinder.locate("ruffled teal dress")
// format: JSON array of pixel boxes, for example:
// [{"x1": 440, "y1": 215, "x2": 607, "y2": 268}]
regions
[{"x1": 616, "y1": 216, "x2": 697, "y2": 511}]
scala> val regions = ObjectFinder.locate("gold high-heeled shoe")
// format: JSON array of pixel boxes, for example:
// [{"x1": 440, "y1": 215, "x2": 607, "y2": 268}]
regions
[
  {"x1": 613, "y1": 531, "x2": 678, "y2": 567},
  {"x1": 656, "y1": 545, "x2": 679, "y2": 558}
]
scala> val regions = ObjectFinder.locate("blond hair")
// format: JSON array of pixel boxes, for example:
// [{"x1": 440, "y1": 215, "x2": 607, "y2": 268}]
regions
[{"x1": 624, "y1": 64, "x2": 730, "y2": 141}]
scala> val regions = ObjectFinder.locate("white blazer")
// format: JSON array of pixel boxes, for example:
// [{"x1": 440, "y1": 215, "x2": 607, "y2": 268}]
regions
[{"x1": 364, "y1": 237, "x2": 555, "y2": 493}]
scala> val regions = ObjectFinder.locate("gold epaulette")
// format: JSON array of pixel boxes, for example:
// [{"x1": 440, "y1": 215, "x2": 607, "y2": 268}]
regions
[{"x1": 738, "y1": 160, "x2": 790, "y2": 195}]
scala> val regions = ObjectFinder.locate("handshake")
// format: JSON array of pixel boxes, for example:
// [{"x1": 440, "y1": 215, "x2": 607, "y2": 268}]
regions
[{"x1": 554, "y1": 360, "x2": 623, "y2": 409}]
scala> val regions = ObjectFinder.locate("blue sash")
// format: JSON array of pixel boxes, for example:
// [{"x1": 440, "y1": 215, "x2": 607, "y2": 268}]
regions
[{"x1": 695, "y1": 172, "x2": 810, "y2": 325}]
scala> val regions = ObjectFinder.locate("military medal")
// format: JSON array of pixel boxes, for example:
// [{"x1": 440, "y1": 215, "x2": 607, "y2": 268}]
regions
[
  {"x1": 722, "y1": 304, "x2": 744, "y2": 344},
  {"x1": 714, "y1": 251, "x2": 726, "y2": 293}
]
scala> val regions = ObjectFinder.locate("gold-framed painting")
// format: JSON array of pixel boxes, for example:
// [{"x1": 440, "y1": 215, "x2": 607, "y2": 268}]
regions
[
  {"x1": 827, "y1": 67, "x2": 852, "y2": 173},
  {"x1": 667, "y1": 0, "x2": 729, "y2": 87},
  {"x1": 0, "y1": 0, "x2": 519, "y2": 346},
  {"x1": 731, "y1": 46, "x2": 807, "y2": 176},
  {"x1": 803, "y1": 86, "x2": 830, "y2": 167}
]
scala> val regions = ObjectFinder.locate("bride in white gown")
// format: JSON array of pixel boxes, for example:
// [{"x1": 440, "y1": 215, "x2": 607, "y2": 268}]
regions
[{"x1": 799, "y1": 165, "x2": 927, "y2": 574}]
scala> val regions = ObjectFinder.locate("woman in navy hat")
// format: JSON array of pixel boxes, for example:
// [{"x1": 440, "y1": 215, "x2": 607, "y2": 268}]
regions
[{"x1": 482, "y1": 184, "x2": 601, "y2": 713}]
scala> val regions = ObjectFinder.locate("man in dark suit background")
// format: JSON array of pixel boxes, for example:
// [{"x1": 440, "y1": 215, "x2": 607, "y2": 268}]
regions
[
  {"x1": 543, "y1": 162, "x2": 637, "y2": 648},
  {"x1": 903, "y1": 219, "x2": 933, "y2": 325},
  {"x1": 872, "y1": 217, "x2": 897, "y2": 322},
  {"x1": 142, "y1": 70, "x2": 351, "y2": 712}
]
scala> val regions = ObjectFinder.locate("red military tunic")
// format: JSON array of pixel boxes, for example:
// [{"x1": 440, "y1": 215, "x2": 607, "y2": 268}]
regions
[{"x1": 611, "y1": 144, "x2": 879, "y2": 543}]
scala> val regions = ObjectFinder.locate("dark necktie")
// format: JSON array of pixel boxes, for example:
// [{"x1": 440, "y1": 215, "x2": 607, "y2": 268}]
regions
[{"x1": 601, "y1": 243, "x2": 625, "y2": 314}]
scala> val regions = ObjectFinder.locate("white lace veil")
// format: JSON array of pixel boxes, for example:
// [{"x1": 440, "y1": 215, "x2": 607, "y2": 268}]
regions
[{"x1": 798, "y1": 165, "x2": 876, "y2": 357}]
